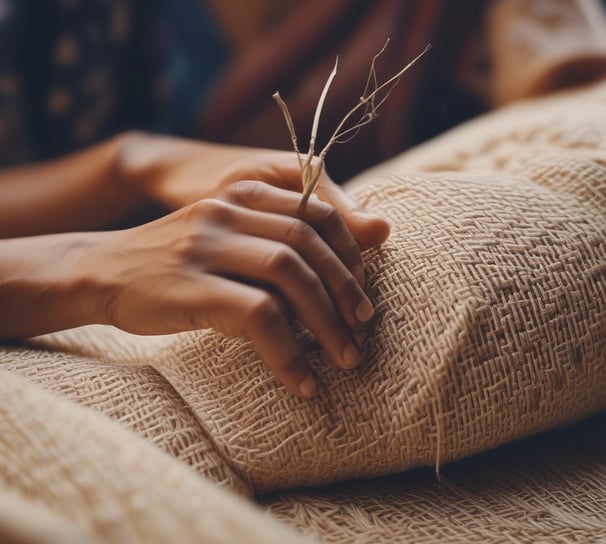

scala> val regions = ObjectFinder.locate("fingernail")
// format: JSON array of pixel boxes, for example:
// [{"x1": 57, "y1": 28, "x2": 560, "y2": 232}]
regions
[
  {"x1": 355, "y1": 298, "x2": 375, "y2": 323},
  {"x1": 342, "y1": 343, "x2": 361, "y2": 369},
  {"x1": 352, "y1": 264, "x2": 365, "y2": 286},
  {"x1": 298, "y1": 373, "x2": 317, "y2": 398}
]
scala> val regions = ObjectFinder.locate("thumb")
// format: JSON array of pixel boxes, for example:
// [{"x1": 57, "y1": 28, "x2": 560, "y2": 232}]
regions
[{"x1": 316, "y1": 173, "x2": 390, "y2": 250}]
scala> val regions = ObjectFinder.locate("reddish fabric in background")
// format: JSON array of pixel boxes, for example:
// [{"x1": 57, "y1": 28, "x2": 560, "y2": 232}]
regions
[{"x1": 195, "y1": 0, "x2": 491, "y2": 182}]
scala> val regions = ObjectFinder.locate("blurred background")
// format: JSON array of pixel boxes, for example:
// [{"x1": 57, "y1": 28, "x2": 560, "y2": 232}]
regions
[{"x1": 1, "y1": 0, "x2": 606, "y2": 182}]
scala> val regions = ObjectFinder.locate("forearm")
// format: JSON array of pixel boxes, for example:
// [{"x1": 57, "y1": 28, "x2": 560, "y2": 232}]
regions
[
  {"x1": 0, "y1": 232, "x2": 105, "y2": 339},
  {"x1": 0, "y1": 132, "x2": 153, "y2": 238}
]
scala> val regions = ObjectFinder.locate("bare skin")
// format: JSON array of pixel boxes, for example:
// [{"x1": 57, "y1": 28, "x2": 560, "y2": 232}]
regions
[{"x1": 0, "y1": 132, "x2": 390, "y2": 397}]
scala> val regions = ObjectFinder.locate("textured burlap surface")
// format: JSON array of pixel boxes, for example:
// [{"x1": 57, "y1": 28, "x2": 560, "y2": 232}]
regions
[
  {"x1": 18, "y1": 79, "x2": 606, "y2": 497},
  {"x1": 0, "y1": 369, "x2": 313, "y2": 544},
  {"x1": 264, "y1": 412, "x2": 606, "y2": 544},
  {"x1": 148, "y1": 165, "x2": 604, "y2": 493},
  {"x1": 1, "y1": 61, "x2": 606, "y2": 544},
  {"x1": 0, "y1": 344, "x2": 251, "y2": 496}
]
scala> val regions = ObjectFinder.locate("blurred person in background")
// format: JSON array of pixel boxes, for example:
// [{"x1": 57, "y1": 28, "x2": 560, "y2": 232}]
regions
[{"x1": 0, "y1": 0, "x2": 492, "y2": 178}]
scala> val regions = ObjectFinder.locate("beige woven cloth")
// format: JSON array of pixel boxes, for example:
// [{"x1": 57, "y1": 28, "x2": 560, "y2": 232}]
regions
[
  {"x1": 264, "y1": 411, "x2": 606, "y2": 544},
  {"x1": 3, "y1": 4, "x2": 606, "y2": 536},
  {"x1": 0, "y1": 369, "x2": 312, "y2": 544}
]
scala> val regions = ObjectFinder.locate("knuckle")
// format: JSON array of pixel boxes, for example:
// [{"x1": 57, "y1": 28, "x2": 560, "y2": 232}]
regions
[
  {"x1": 263, "y1": 245, "x2": 300, "y2": 275},
  {"x1": 245, "y1": 293, "x2": 282, "y2": 329},
  {"x1": 317, "y1": 202, "x2": 344, "y2": 229},
  {"x1": 174, "y1": 230, "x2": 203, "y2": 262},
  {"x1": 280, "y1": 353, "x2": 305, "y2": 377},
  {"x1": 316, "y1": 202, "x2": 351, "y2": 239},
  {"x1": 285, "y1": 219, "x2": 316, "y2": 247},
  {"x1": 190, "y1": 198, "x2": 234, "y2": 226},
  {"x1": 315, "y1": 307, "x2": 343, "y2": 332},
  {"x1": 305, "y1": 272, "x2": 325, "y2": 296},
  {"x1": 224, "y1": 180, "x2": 268, "y2": 205},
  {"x1": 338, "y1": 273, "x2": 360, "y2": 300}
]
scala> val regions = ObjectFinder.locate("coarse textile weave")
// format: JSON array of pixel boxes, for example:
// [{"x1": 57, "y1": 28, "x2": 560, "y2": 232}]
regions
[
  {"x1": 1, "y1": 344, "x2": 251, "y2": 496},
  {"x1": 264, "y1": 411, "x2": 606, "y2": 544},
  {"x1": 0, "y1": 369, "x2": 312, "y2": 544},
  {"x1": 149, "y1": 166, "x2": 605, "y2": 492}
]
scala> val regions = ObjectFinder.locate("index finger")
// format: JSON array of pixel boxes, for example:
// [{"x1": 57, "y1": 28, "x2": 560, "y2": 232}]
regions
[{"x1": 315, "y1": 171, "x2": 391, "y2": 250}]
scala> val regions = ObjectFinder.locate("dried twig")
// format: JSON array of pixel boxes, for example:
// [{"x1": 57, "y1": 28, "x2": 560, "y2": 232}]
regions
[{"x1": 273, "y1": 41, "x2": 431, "y2": 215}]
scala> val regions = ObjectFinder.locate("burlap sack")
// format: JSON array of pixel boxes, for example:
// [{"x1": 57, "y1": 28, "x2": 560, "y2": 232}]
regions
[
  {"x1": 151, "y1": 179, "x2": 604, "y2": 493},
  {"x1": 29, "y1": 80, "x2": 606, "y2": 495},
  {"x1": 0, "y1": 370, "x2": 312, "y2": 544},
  {"x1": 152, "y1": 83, "x2": 606, "y2": 493},
  {"x1": 264, "y1": 412, "x2": 606, "y2": 543},
  {"x1": 0, "y1": 343, "x2": 252, "y2": 497}
]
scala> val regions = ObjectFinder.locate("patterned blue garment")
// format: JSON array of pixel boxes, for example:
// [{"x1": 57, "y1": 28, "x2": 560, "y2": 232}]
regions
[{"x1": 0, "y1": 0, "x2": 226, "y2": 166}]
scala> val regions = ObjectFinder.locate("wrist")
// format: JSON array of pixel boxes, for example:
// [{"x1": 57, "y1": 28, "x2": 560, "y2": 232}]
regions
[
  {"x1": 60, "y1": 230, "x2": 117, "y2": 329},
  {"x1": 0, "y1": 231, "x2": 112, "y2": 339},
  {"x1": 113, "y1": 130, "x2": 173, "y2": 195}
]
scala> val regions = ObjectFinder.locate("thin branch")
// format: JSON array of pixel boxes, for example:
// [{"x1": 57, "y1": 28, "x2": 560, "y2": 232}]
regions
[
  {"x1": 297, "y1": 159, "x2": 324, "y2": 215},
  {"x1": 363, "y1": 39, "x2": 388, "y2": 98},
  {"x1": 360, "y1": 38, "x2": 391, "y2": 113},
  {"x1": 299, "y1": 57, "x2": 338, "y2": 198},
  {"x1": 319, "y1": 43, "x2": 432, "y2": 164},
  {"x1": 272, "y1": 91, "x2": 303, "y2": 171},
  {"x1": 307, "y1": 57, "x2": 338, "y2": 166},
  {"x1": 337, "y1": 40, "x2": 391, "y2": 146},
  {"x1": 274, "y1": 41, "x2": 431, "y2": 214}
]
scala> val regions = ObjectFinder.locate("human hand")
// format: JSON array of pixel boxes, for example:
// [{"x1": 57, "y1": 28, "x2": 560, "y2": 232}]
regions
[
  {"x1": 118, "y1": 133, "x2": 390, "y2": 250},
  {"x1": 87, "y1": 182, "x2": 380, "y2": 398}
]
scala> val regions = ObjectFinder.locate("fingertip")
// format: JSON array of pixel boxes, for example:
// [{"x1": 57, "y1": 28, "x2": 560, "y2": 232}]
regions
[
  {"x1": 350, "y1": 212, "x2": 391, "y2": 250},
  {"x1": 317, "y1": 176, "x2": 390, "y2": 248},
  {"x1": 298, "y1": 372, "x2": 317, "y2": 398},
  {"x1": 342, "y1": 343, "x2": 361, "y2": 370},
  {"x1": 355, "y1": 297, "x2": 375, "y2": 323},
  {"x1": 371, "y1": 216, "x2": 391, "y2": 246}
]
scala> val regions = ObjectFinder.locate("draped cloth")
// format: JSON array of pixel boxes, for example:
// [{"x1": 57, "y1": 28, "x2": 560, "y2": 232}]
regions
[{"x1": 195, "y1": 0, "x2": 491, "y2": 181}]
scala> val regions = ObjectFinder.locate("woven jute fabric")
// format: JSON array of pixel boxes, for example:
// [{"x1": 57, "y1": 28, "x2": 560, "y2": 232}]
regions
[
  {"x1": 264, "y1": 412, "x2": 606, "y2": 544},
  {"x1": 150, "y1": 171, "x2": 605, "y2": 493},
  {"x1": 0, "y1": 488, "x2": 96, "y2": 544},
  {"x1": 0, "y1": 370, "x2": 312, "y2": 544},
  {"x1": 2, "y1": 78, "x2": 605, "y2": 542},
  {"x1": 0, "y1": 344, "x2": 252, "y2": 497},
  {"x1": 29, "y1": 324, "x2": 174, "y2": 367}
]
